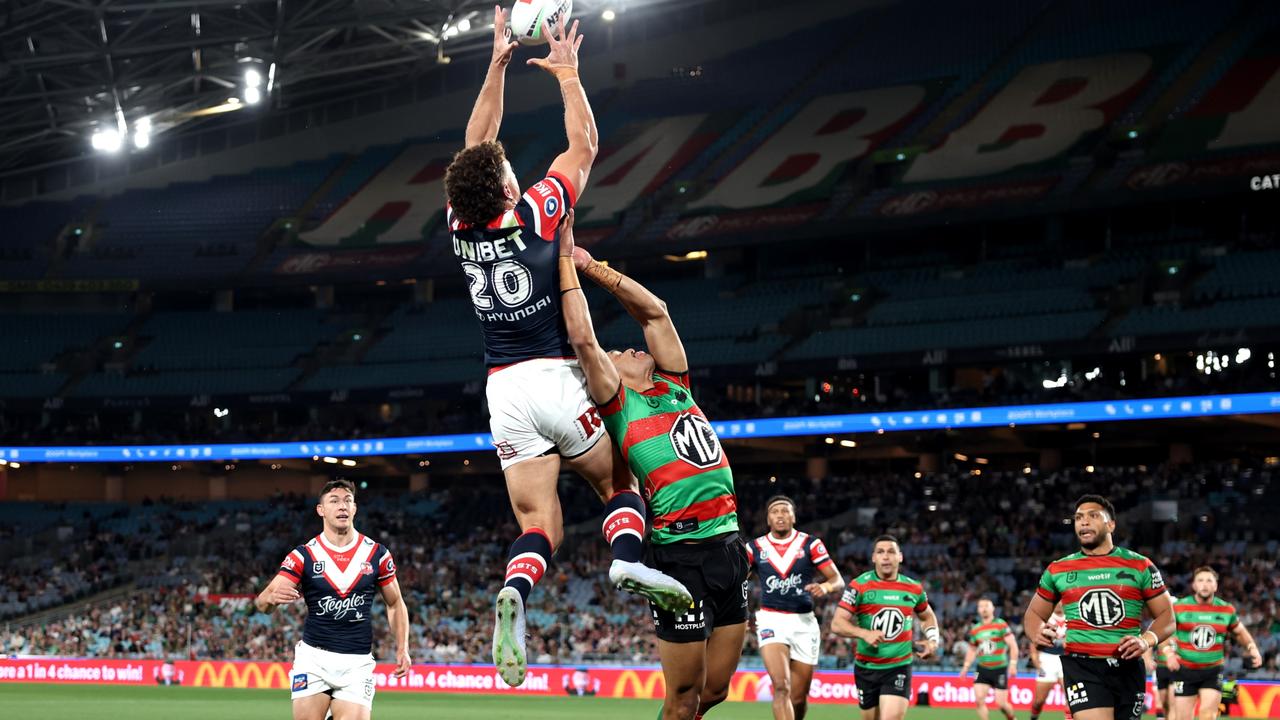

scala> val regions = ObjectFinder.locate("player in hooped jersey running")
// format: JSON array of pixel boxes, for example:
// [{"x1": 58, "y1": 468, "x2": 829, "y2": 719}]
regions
[
  {"x1": 959, "y1": 598, "x2": 1018, "y2": 720},
  {"x1": 832, "y1": 534, "x2": 941, "y2": 720},
  {"x1": 748, "y1": 495, "x2": 844, "y2": 720},
  {"x1": 1025, "y1": 494, "x2": 1175, "y2": 720},
  {"x1": 1167, "y1": 566, "x2": 1261, "y2": 720},
  {"x1": 557, "y1": 212, "x2": 747, "y2": 720},
  {"x1": 444, "y1": 8, "x2": 690, "y2": 687},
  {"x1": 254, "y1": 479, "x2": 410, "y2": 720}
]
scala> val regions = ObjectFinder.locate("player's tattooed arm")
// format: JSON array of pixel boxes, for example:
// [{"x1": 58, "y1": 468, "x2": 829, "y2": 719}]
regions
[
  {"x1": 465, "y1": 5, "x2": 519, "y2": 147},
  {"x1": 558, "y1": 210, "x2": 622, "y2": 404},
  {"x1": 573, "y1": 247, "x2": 689, "y2": 375}
]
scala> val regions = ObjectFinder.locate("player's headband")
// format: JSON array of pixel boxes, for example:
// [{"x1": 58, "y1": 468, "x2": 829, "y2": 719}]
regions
[{"x1": 767, "y1": 497, "x2": 794, "y2": 512}]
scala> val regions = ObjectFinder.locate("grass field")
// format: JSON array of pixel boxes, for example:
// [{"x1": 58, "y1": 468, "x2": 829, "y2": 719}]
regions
[{"x1": 0, "y1": 684, "x2": 1003, "y2": 719}]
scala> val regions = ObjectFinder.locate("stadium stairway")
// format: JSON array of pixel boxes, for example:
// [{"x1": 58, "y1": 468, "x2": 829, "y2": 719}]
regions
[
  {"x1": 235, "y1": 154, "x2": 360, "y2": 278},
  {"x1": 1138, "y1": 0, "x2": 1274, "y2": 126}
]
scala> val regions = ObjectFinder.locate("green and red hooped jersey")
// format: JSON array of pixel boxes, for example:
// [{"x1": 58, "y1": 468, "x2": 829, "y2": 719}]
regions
[
  {"x1": 968, "y1": 618, "x2": 1014, "y2": 669},
  {"x1": 1035, "y1": 546, "x2": 1167, "y2": 658},
  {"x1": 598, "y1": 369, "x2": 738, "y2": 546},
  {"x1": 838, "y1": 571, "x2": 929, "y2": 670},
  {"x1": 1172, "y1": 595, "x2": 1240, "y2": 668}
]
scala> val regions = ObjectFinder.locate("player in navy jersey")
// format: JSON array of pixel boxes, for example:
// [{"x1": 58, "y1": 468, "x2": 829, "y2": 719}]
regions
[
  {"x1": 255, "y1": 479, "x2": 410, "y2": 720},
  {"x1": 444, "y1": 9, "x2": 689, "y2": 687},
  {"x1": 748, "y1": 495, "x2": 844, "y2": 720}
]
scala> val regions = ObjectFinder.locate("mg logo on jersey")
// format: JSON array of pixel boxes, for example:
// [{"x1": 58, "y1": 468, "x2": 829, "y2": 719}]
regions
[
  {"x1": 669, "y1": 412, "x2": 722, "y2": 468},
  {"x1": 871, "y1": 608, "x2": 906, "y2": 640},
  {"x1": 1078, "y1": 588, "x2": 1125, "y2": 628},
  {"x1": 979, "y1": 639, "x2": 998, "y2": 655},
  {"x1": 1191, "y1": 624, "x2": 1216, "y2": 650}
]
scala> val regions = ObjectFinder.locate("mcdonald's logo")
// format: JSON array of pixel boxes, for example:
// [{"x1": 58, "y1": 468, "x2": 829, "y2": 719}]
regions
[
  {"x1": 727, "y1": 672, "x2": 762, "y2": 702},
  {"x1": 1237, "y1": 685, "x2": 1280, "y2": 719},
  {"x1": 612, "y1": 670, "x2": 665, "y2": 699},
  {"x1": 193, "y1": 662, "x2": 289, "y2": 689}
]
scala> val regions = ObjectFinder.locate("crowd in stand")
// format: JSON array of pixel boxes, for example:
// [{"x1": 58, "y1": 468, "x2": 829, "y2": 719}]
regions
[{"x1": 3, "y1": 463, "x2": 1278, "y2": 676}]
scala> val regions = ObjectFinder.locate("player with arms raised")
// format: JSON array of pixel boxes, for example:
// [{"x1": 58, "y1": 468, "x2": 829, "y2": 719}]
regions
[
  {"x1": 959, "y1": 598, "x2": 1018, "y2": 720},
  {"x1": 1024, "y1": 494, "x2": 1175, "y2": 720},
  {"x1": 1167, "y1": 567, "x2": 1262, "y2": 720},
  {"x1": 557, "y1": 212, "x2": 748, "y2": 720},
  {"x1": 254, "y1": 479, "x2": 409, "y2": 720},
  {"x1": 444, "y1": 8, "x2": 689, "y2": 686},
  {"x1": 831, "y1": 534, "x2": 941, "y2": 720},
  {"x1": 748, "y1": 495, "x2": 844, "y2": 720}
]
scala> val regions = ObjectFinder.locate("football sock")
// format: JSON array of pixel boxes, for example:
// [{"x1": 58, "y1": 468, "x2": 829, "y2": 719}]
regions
[
  {"x1": 503, "y1": 528, "x2": 552, "y2": 604},
  {"x1": 602, "y1": 490, "x2": 646, "y2": 563}
]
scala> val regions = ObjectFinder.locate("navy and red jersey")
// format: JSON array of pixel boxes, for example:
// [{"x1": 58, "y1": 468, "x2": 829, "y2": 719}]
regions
[
  {"x1": 276, "y1": 532, "x2": 396, "y2": 655},
  {"x1": 448, "y1": 172, "x2": 576, "y2": 367},
  {"x1": 747, "y1": 531, "x2": 833, "y2": 614}
]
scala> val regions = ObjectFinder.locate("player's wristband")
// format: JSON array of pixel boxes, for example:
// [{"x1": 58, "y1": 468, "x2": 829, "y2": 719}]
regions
[
  {"x1": 925, "y1": 627, "x2": 940, "y2": 645},
  {"x1": 559, "y1": 256, "x2": 580, "y2": 291},
  {"x1": 1141, "y1": 630, "x2": 1158, "y2": 648}
]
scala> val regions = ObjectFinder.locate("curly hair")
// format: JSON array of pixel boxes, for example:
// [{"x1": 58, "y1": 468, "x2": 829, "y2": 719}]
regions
[{"x1": 445, "y1": 141, "x2": 509, "y2": 227}]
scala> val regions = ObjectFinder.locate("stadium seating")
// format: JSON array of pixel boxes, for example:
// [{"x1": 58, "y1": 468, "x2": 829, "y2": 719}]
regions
[
  {"x1": 3, "y1": 463, "x2": 1277, "y2": 675},
  {"x1": 58, "y1": 158, "x2": 342, "y2": 280}
]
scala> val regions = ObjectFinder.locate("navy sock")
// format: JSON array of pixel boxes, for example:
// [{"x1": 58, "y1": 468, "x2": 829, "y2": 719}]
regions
[
  {"x1": 602, "y1": 490, "x2": 646, "y2": 563},
  {"x1": 503, "y1": 529, "x2": 552, "y2": 605}
]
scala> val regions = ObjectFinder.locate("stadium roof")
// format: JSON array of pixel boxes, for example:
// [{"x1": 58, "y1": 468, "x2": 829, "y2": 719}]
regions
[{"x1": 0, "y1": 0, "x2": 665, "y2": 178}]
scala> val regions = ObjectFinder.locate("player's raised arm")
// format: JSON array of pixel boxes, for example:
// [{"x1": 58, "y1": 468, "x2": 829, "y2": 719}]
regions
[
  {"x1": 575, "y1": 248, "x2": 688, "y2": 374},
  {"x1": 558, "y1": 211, "x2": 622, "y2": 403},
  {"x1": 465, "y1": 5, "x2": 520, "y2": 148},
  {"x1": 528, "y1": 17, "x2": 598, "y2": 199}
]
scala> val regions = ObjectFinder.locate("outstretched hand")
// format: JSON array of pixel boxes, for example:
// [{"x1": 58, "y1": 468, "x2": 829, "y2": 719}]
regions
[
  {"x1": 527, "y1": 15, "x2": 583, "y2": 76},
  {"x1": 490, "y1": 5, "x2": 519, "y2": 67},
  {"x1": 558, "y1": 209, "x2": 576, "y2": 257}
]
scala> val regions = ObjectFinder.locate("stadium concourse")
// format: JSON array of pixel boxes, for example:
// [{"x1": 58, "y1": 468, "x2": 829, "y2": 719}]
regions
[{"x1": 3, "y1": 463, "x2": 1278, "y2": 679}]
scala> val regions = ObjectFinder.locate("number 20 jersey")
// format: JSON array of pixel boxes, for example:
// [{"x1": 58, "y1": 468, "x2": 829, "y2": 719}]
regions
[
  {"x1": 447, "y1": 172, "x2": 576, "y2": 367},
  {"x1": 838, "y1": 571, "x2": 929, "y2": 670}
]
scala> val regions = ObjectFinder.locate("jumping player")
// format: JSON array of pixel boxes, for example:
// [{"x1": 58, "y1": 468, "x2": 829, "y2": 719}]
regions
[
  {"x1": 254, "y1": 479, "x2": 410, "y2": 720},
  {"x1": 557, "y1": 211, "x2": 748, "y2": 720},
  {"x1": 1025, "y1": 494, "x2": 1175, "y2": 720},
  {"x1": 748, "y1": 495, "x2": 844, "y2": 720},
  {"x1": 1167, "y1": 567, "x2": 1262, "y2": 720},
  {"x1": 1028, "y1": 606, "x2": 1070, "y2": 720},
  {"x1": 959, "y1": 598, "x2": 1018, "y2": 720},
  {"x1": 831, "y1": 535, "x2": 941, "y2": 720},
  {"x1": 444, "y1": 9, "x2": 689, "y2": 686}
]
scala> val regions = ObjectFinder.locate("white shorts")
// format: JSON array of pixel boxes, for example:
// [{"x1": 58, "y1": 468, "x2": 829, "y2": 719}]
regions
[
  {"x1": 486, "y1": 358, "x2": 604, "y2": 470},
  {"x1": 756, "y1": 609, "x2": 821, "y2": 666},
  {"x1": 1036, "y1": 652, "x2": 1064, "y2": 683},
  {"x1": 290, "y1": 641, "x2": 376, "y2": 708}
]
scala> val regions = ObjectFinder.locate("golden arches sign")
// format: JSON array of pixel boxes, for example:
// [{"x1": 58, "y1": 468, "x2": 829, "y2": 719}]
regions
[
  {"x1": 193, "y1": 662, "x2": 289, "y2": 689},
  {"x1": 727, "y1": 672, "x2": 762, "y2": 702},
  {"x1": 612, "y1": 670, "x2": 665, "y2": 699},
  {"x1": 1237, "y1": 685, "x2": 1280, "y2": 719}
]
